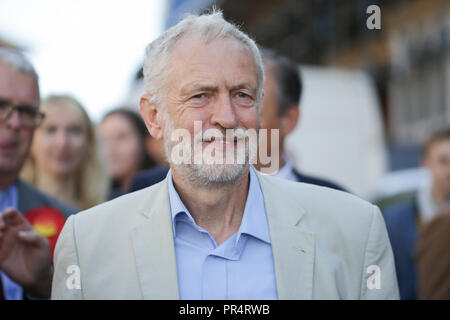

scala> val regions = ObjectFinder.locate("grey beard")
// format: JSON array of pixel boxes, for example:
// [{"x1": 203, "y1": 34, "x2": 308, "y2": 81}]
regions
[
  {"x1": 180, "y1": 162, "x2": 249, "y2": 188},
  {"x1": 163, "y1": 113, "x2": 250, "y2": 188}
]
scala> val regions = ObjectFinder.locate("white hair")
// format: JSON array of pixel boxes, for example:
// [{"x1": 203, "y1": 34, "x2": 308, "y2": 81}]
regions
[
  {"x1": 0, "y1": 47, "x2": 38, "y2": 80},
  {"x1": 143, "y1": 9, "x2": 264, "y2": 112}
]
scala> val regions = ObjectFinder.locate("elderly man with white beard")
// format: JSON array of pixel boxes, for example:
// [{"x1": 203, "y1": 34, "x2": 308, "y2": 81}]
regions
[{"x1": 51, "y1": 11, "x2": 399, "y2": 300}]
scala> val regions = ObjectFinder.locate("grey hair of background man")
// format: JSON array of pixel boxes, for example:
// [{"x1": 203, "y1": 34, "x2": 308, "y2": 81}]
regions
[
  {"x1": 0, "y1": 47, "x2": 38, "y2": 80},
  {"x1": 142, "y1": 10, "x2": 264, "y2": 113}
]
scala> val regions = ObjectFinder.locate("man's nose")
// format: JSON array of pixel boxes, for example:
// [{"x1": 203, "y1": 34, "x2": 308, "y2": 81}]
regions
[
  {"x1": 210, "y1": 94, "x2": 238, "y2": 129},
  {"x1": 4, "y1": 109, "x2": 22, "y2": 130}
]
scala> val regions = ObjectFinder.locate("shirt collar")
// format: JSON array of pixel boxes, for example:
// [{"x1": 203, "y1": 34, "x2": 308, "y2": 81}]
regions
[
  {"x1": 272, "y1": 154, "x2": 298, "y2": 182},
  {"x1": 274, "y1": 155, "x2": 293, "y2": 176},
  {"x1": 167, "y1": 166, "x2": 271, "y2": 244},
  {"x1": 0, "y1": 182, "x2": 18, "y2": 212}
]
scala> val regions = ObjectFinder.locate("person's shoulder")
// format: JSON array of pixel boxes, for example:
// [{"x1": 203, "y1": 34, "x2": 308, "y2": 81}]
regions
[
  {"x1": 258, "y1": 172, "x2": 383, "y2": 261},
  {"x1": 129, "y1": 166, "x2": 170, "y2": 192},
  {"x1": 260, "y1": 172, "x2": 360, "y2": 202},
  {"x1": 66, "y1": 179, "x2": 168, "y2": 250},
  {"x1": 293, "y1": 169, "x2": 348, "y2": 192},
  {"x1": 72, "y1": 178, "x2": 166, "y2": 226},
  {"x1": 16, "y1": 180, "x2": 78, "y2": 218},
  {"x1": 260, "y1": 172, "x2": 373, "y2": 211},
  {"x1": 258, "y1": 172, "x2": 377, "y2": 233},
  {"x1": 382, "y1": 199, "x2": 417, "y2": 227},
  {"x1": 383, "y1": 199, "x2": 416, "y2": 216}
]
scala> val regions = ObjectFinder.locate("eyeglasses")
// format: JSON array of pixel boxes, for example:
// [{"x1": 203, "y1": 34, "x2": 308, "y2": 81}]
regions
[{"x1": 0, "y1": 99, "x2": 45, "y2": 128}]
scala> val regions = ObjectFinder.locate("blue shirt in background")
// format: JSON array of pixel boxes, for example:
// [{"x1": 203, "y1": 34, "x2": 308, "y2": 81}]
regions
[{"x1": 0, "y1": 183, "x2": 23, "y2": 300}]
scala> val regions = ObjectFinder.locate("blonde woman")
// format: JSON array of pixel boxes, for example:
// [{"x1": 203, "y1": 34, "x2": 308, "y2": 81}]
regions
[{"x1": 21, "y1": 95, "x2": 108, "y2": 210}]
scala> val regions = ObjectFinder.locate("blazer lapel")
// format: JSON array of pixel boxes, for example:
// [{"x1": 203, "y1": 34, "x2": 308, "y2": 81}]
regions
[
  {"x1": 129, "y1": 168, "x2": 315, "y2": 299},
  {"x1": 130, "y1": 177, "x2": 179, "y2": 299},
  {"x1": 16, "y1": 180, "x2": 42, "y2": 213},
  {"x1": 256, "y1": 171, "x2": 316, "y2": 299}
]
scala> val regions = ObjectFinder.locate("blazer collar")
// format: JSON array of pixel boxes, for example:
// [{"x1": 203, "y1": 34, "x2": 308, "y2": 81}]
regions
[
  {"x1": 255, "y1": 169, "x2": 316, "y2": 300},
  {"x1": 130, "y1": 175, "x2": 179, "y2": 299},
  {"x1": 130, "y1": 168, "x2": 316, "y2": 300}
]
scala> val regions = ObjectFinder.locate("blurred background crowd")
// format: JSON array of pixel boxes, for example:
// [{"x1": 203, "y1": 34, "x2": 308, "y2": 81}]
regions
[{"x1": 1, "y1": 0, "x2": 450, "y2": 300}]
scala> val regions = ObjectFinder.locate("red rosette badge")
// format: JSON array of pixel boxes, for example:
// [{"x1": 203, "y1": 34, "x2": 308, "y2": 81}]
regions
[{"x1": 24, "y1": 207, "x2": 66, "y2": 259}]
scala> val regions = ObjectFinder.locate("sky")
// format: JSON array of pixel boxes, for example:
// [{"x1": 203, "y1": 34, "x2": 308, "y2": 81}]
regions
[{"x1": 0, "y1": 0, "x2": 167, "y2": 122}]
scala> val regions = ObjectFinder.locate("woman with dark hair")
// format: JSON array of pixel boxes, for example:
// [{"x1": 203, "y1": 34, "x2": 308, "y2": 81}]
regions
[{"x1": 99, "y1": 108, "x2": 155, "y2": 199}]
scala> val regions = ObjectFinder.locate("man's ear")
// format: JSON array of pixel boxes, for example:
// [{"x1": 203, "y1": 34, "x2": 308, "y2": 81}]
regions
[
  {"x1": 280, "y1": 105, "x2": 300, "y2": 136},
  {"x1": 139, "y1": 94, "x2": 164, "y2": 140}
]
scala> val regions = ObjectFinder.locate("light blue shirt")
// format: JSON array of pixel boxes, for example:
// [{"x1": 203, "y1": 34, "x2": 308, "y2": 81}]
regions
[
  {"x1": 273, "y1": 154, "x2": 299, "y2": 182},
  {"x1": 0, "y1": 183, "x2": 24, "y2": 300},
  {"x1": 168, "y1": 166, "x2": 278, "y2": 299}
]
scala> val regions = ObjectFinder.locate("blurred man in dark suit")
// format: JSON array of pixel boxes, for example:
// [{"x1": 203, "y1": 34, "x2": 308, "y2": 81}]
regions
[{"x1": 256, "y1": 48, "x2": 346, "y2": 191}]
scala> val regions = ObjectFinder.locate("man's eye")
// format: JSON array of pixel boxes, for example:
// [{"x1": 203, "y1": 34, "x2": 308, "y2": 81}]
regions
[
  {"x1": 234, "y1": 92, "x2": 254, "y2": 105},
  {"x1": 19, "y1": 107, "x2": 37, "y2": 116},
  {"x1": 189, "y1": 93, "x2": 209, "y2": 106},
  {"x1": 192, "y1": 93, "x2": 206, "y2": 99}
]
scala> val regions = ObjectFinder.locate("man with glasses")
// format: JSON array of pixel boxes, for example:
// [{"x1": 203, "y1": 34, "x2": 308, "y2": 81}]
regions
[{"x1": 0, "y1": 48, "x2": 76, "y2": 300}]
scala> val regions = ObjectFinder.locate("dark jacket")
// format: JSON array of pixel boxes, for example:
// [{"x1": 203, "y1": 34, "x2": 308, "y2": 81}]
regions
[
  {"x1": 128, "y1": 166, "x2": 347, "y2": 193},
  {"x1": 292, "y1": 170, "x2": 347, "y2": 192},
  {"x1": 383, "y1": 200, "x2": 419, "y2": 300},
  {"x1": 129, "y1": 166, "x2": 170, "y2": 193},
  {"x1": 416, "y1": 211, "x2": 450, "y2": 299},
  {"x1": 17, "y1": 179, "x2": 78, "y2": 218}
]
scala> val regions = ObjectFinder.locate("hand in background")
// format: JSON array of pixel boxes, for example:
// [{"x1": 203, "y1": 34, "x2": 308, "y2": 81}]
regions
[{"x1": 0, "y1": 208, "x2": 53, "y2": 299}]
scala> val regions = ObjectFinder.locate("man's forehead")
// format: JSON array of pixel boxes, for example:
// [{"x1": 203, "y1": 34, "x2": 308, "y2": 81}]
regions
[
  {"x1": 168, "y1": 35, "x2": 257, "y2": 88},
  {"x1": 170, "y1": 34, "x2": 254, "y2": 68},
  {"x1": 0, "y1": 63, "x2": 39, "y2": 105}
]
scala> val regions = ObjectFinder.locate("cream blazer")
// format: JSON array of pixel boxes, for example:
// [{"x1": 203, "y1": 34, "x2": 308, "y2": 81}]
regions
[{"x1": 51, "y1": 169, "x2": 399, "y2": 299}]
